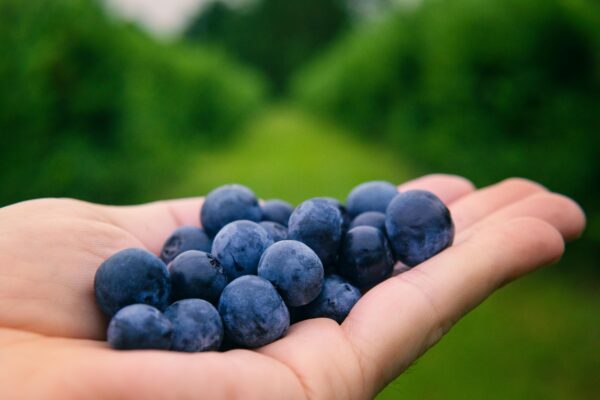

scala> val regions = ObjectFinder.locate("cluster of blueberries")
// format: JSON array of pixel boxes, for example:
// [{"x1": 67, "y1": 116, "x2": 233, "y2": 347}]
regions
[{"x1": 94, "y1": 181, "x2": 454, "y2": 352}]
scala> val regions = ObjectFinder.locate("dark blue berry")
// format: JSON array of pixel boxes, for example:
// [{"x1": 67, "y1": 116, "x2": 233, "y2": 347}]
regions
[
  {"x1": 218, "y1": 276, "x2": 289, "y2": 348},
  {"x1": 200, "y1": 184, "x2": 262, "y2": 237},
  {"x1": 261, "y1": 199, "x2": 294, "y2": 226},
  {"x1": 94, "y1": 248, "x2": 170, "y2": 317},
  {"x1": 288, "y1": 198, "x2": 343, "y2": 269},
  {"x1": 346, "y1": 181, "x2": 398, "y2": 218},
  {"x1": 302, "y1": 275, "x2": 361, "y2": 324},
  {"x1": 318, "y1": 197, "x2": 351, "y2": 232},
  {"x1": 107, "y1": 304, "x2": 173, "y2": 350},
  {"x1": 339, "y1": 226, "x2": 395, "y2": 289},
  {"x1": 168, "y1": 250, "x2": 228, "y2": 305},
  {"x1": 385, "y1": 190, "x2": 454, "y2": 267},
  {"x1": 349, "y1": 211, "x2": 387, "y2": 232},
  {"x1": 160, "y1": 226, "x2": 212, "y2": 264},
  {"x1": 259, "y1": 221, "x2": 288, "y2": 243},
  {"x1": 258, "y1": 240, "x2": 324, "y2": 307},
  {"x1": 164, "y1": 299, "x2": 223, "y2": 352},
  {"x1": 212, "y1": 220, "x2": 273, "y2": 280}
]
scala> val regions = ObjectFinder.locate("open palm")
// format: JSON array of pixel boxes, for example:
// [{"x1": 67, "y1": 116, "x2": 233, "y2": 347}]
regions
[{"x1": 0, "y1": 175, "x2": 585, "y2": 399}]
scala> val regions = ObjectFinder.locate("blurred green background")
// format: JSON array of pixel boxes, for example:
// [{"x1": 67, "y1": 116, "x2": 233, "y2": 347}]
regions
[{"x1": 0, "y1": 0, "x2": 598, "y2": 398}]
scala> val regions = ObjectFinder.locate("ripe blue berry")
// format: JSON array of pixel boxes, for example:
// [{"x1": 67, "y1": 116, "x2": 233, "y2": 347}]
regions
[
  {"x1": 339, "y1": 226, "x2": 395, "y2": 289},
  {"x1": 107, "y1": 304, "x2": 173, "y2": 350},
  {"x1": 160, "y1": 226, "x2": 212, "y2": 264},
  {"x1": 261, "y1": 199, "x2": 294, "y2": 226},
  {"x1": 349, "y1": 211, "x2": 387, "y2": 232},
  {"x1": 218, "y1": 276, "x2": 289, "y2": 348},
  {"x1": 318, "y1": 197, "x2": 351, "y2": 231},
  {"x1": 200, "y1": 184, "x2": 262, "y2": 237},
  {"x1": 212, "y1": 220, "x2": 273, "y2": 280},
  {"x1": 259, "y1": 221, "x2": 288, "y2": 243},
  {"x1": 288, "y1": 198, "x2": 343, "y2": 269},
  {"x1": 168, "y1": 250, "x2": 228, "y2": 305},
  {"x1": 302, "y1": 275, "x2": 361, "y2": 324},
  {"x1": 164, "y1": 299, "x2": 223, "y2": 352},
  {"x1": 385, "y1": 190, "x2": 454, "y2": 267},
  {"x1": 258, "y1": 240, "x2": 324, "y2": 307},
  {"x1": 94, "y1": 248, "x2": 170, "y2": 317},
  {"x1": 346, "y1": 181, "x2": 398, "y2": 218}
]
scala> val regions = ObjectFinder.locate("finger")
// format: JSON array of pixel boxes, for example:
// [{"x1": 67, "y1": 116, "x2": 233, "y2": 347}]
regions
[
  {"x1": 342, "y1": 217, "x2": 565, "y2": 392},
  {"x1": 457, "y1": 192, "x2": 586, "y2": 243},
  {"x1": 100, "y1": 197, "x2": 204, "y2": 254},
  {"x1": 449, "y1": 178, "x2": 547, "y2": 232},
  {"x1": 398, "y1": 174, "x2": 476, "y2": 205}
]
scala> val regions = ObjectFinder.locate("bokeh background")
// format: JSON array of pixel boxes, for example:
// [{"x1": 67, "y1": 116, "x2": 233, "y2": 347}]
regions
[{"x1": 1, "y1": 0, "x2": 598, "y2": 397}]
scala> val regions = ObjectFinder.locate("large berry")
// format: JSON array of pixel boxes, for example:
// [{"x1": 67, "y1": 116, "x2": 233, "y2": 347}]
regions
[
  {"x1": 168, "y1": 250, "x2": 228, "y2": 305},
  {"x1": 200, "y1": 184, "x2": 262, "y2": 237},
  {"x1": 94, "y1": 248, "x2": 170, "y2": 317},
  {"x1": 339, "y1": 226, "x2": 395, "y2": 289},
  {"x1": 259, "y1": 221, "x2": 288, "y2": 243},
  {"x1": 160, "y1": 226, "x2": 212, "y2": 264},
  {"x1": 261, "y1": 199, "x2": 294, "y2": 226},
  {"x1": 258, "y1": 240, "x2": 324, "y2": 307},
  {"x1": 346, "y1": 181, "x2": 398, "y2": 218},
  {"x1": 385, "y1": 190, "x2": 454, "y2": 267},
  {"x1": 318, "y1": 197, "x2": 351, "y2": 232},
  {"x1": 212, "y1": 221, "x2": 273, "y2": 279},
  {"x1": 302, "y1": 275, "x2": 361, "y2": 324},
  {"x1": 164, "y1": 299, "x2": 223, "y2": 352},
  {"x1": 107, "y1": 304, "x2": 173, "y2": 350},
  {"x1": 288, "y1": 198, "x2": 343, "y2": 269},
  {"x1": 218, "y1": 276, "x2": 289, "y2": 348},
  {"x1": 349, "y1": 211, "x2": 386, "y2": 232}
]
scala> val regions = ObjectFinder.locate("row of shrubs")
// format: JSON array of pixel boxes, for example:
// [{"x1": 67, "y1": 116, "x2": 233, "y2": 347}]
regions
[
  {"x1": 0, "y1": 0, "x2": 266, "y2": 205},
  {"x1": 293, "y1": 0, "x2": 600, "y2": 237}
]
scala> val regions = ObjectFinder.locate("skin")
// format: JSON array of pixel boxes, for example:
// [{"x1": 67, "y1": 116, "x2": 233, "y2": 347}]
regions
[{"x1": 0, "y1": 174, "x2": 586, "y2": 399}]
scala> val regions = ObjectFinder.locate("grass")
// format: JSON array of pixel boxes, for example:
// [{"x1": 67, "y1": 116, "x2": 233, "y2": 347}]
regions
[
  {"x1": 171, "y1": 106, "x2": 598, "y2": 399},
  {"x1": 377, "y1": 264, "x2": 600, "y2": 399}
]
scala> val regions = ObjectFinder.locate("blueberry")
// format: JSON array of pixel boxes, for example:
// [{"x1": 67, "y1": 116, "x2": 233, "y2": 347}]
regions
[
  {"x1": 94, "y1": 248, "x2": 170, "y2": 317},
  {"x1": 385, "y1": 190, "x2": 454, "y2": 267},
  {"x1": 317, "y1": 197, "x2": 351, "y2": 232},
  {"x1": 211, "y1": 220, "x2": 274, "y2": 280},
  {"x1": 261, "y1": 199, "x2": 294, "y2": 226},
  {"x1": 259, "y1": 221, "x2": 288, "y2": 243},
  {"x1": 168, "y1": 250, "x2": 228, "y2": 305},
  {"x1": 258, "y1": 240, "x2": 324, "y2": 307},
  {"x1": 339, "y1": 226, "x2": 395, "y2": 289},
  {"x1": 288, "y1": 198, "x2": 343, "y2": 269},
  {"x1": 218, "y1": 276, "x2": 289, "y2": 348},
  {"x1": 346, "y1": 181, "x2": 398, "y2": 218},
  {"x1": 302, "y1": 275, "x2": 361, "y2": 324},
  {"x1": 107, "y1": 304, "x2": 173, "y2": 350},
  {"x1": 349, "y1": 211, "x2": 387, "y2": 232},
  {"x1": 164, "y1": 299, "x2": 223, "y2": 352},
  {"x1": 200, "y1": 184, "x2": 262, "y2": 237},
  {"x1": 160, "y1": 226, "x2": 212, "y2": 264}
]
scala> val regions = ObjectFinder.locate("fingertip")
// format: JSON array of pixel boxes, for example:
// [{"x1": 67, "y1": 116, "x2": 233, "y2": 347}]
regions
[{"x1": 551, "y1": 193, "x2": 587, "y2": 241}]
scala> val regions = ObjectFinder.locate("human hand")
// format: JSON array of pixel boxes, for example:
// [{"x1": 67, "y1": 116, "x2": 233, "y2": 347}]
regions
[{"x1": 0, "y1": 175, "x2": 585, "y2": 399}]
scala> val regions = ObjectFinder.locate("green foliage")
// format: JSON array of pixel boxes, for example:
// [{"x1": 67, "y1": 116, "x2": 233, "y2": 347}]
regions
[
  {"x1": 185, "y1": 0, "x2": 350, "y2": 92},
  {"x1": 0, "y1": 0, "x2": 266, "y2": 205},
  {"x1": 293, "y1": 0, "x2": 600, "y2": 214}
]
